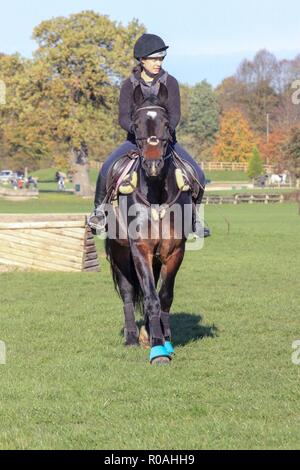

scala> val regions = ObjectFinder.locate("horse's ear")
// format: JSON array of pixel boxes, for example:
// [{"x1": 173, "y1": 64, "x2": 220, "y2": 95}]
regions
[
  {"x1": 158, "y1": 83, "x2": 168, "y2": 107},
  {"x1": 133, "y1": 85, "x2": 144, "y2": 107}
]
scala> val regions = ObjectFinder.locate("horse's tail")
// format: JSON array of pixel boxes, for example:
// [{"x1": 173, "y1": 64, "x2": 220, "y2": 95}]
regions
[{"x1": 105, "y1": 238, "x2": 143, "y2": 313}]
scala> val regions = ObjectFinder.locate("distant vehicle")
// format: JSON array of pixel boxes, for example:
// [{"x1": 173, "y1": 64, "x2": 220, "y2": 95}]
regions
[{"x1": 0, "y1": 170, "x2": 14, "y2": 182}]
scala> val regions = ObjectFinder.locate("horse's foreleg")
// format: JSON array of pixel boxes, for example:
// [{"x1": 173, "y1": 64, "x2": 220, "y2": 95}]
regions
[
  {"x1": 159, "y1": 246, "x2": 185, "y2": 343},
  {"x1": 109, "y1": 242, "x2": 139, "y2": 346},
  {"x1": 116, "y1": 268, "x2": 139, "y2": 346},
  {"x1": 130, "y1": 243, "x2": 165, "y2": 348}
]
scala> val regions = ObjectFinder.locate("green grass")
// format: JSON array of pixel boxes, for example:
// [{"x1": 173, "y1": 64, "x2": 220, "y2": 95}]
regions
[
  {"x1": 205, "y1": 170, "x2": 249, "y2": 182},
  {"x1": 206, "y1": 188, "x2": 293, "y2": 196},
  {"x1": 31, "y1": 167, "x2": 249, "y2": 188},
  {"x1": 31, "y1": 168, "x2": 99, "y2": 190},
  {"x1": 0, "y1": 193, "x2": 93, "y2": 214},
  {"x1": 30, "y1": 168, "x2": 73, "y2": 192},
  {"x1": 0, "y1": 188, "x2": 290, "y2": 217},
  {"x1": 1, "y1": 199, "x2": 300, "y2": 449}
]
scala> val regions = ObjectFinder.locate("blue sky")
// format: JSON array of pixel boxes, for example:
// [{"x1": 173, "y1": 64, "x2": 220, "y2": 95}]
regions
[{"x1": 1, "y1": 0, "x2": 300, "y2": 86}]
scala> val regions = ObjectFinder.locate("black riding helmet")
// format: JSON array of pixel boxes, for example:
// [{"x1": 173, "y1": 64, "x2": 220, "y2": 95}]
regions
[{"x1": 134, "y1": 34, "x2": 169, "y2": 60}]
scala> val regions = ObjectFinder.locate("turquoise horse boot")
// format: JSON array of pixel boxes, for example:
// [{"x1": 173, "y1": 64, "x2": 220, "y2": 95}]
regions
[
  {"x1": 150, "y1": 345, "x2": 172, "y2": 365},
  {"x1": 164, "y1": 341, "x2": 175, "y2": 356}
]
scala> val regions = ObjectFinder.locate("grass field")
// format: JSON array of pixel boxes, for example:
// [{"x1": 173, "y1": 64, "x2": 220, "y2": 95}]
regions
[
  {"x1": 204, "y1": 170, "x2": 249, "y2": 182},
  {"x1": 31, "y1": 168, "x2": 99, "y2": 191},
  {"x1": 31, "y1": 167, "x2": 250, "y2": 186},
  {"x1": 0, "y1": 193, "x2": 93, "y2": 214},
  {"x1": 1, "y1": 194, "x2": 300, "y2": 449},
  {"x1": 29, "y1": 167, "x2": 250, "y2": 191}
]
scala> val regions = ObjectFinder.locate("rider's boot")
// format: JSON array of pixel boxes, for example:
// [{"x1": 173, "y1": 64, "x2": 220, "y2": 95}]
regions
[
  {"x1": 88, "y1": 173, "x2": 107, "y2": 234},
  {"x1": 192, "y1": 192, "x2": 211, "y2": 238}
]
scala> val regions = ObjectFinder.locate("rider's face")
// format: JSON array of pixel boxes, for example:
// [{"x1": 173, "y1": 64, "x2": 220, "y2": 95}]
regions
[{"x1": 141, "y1": 57, "x2": 164, "y2": 75}]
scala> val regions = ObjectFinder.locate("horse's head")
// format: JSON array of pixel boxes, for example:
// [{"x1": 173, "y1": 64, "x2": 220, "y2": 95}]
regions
[{"x1": 132, "y1": 84, "x2": 171, "y2": 178}]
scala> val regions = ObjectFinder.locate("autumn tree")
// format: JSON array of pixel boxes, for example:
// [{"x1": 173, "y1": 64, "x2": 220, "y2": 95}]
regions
[
  {"x1": 0, "y1": 11, "x2": 145, "y2": 191},
  {"x1": 0, "y1": 56, "x2": 57, "y2": 171},
  {"x1": 258, "y1": 128, "x2": 288, "y2": 168},
  {"x1": 213, "y1": 109, "x2": 257, "y2": 162},
  {"x1": 216, "y1": 76, "x2": 246, "y2": 113},
  {"x1": 283, "y1": 127, "x2": 300, "y2": 184},
  {"x1": 216, "y1": 51, "x2": 300, "y2": 147},
  {"x1": 30, "y1": 11, "x2": 145, "y2": 195}
]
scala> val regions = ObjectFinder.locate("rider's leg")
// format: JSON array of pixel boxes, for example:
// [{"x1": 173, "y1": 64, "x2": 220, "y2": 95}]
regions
[
  {"x1": 94, "y1": 141, "x2": 138, "y2": 207},
  {"x1": 173, "y1": 142, "x2": 206, "y2": 189},
  {"x1": 90, "y1": 141, "x2": 138, "y2": 232},
  {"x1": 172, "y1": 142, "x2": 210, "y2": 238}
]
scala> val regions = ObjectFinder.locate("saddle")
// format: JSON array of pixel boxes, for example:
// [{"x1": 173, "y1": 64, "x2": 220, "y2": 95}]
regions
[
  {"x1": 106, "y1": 151, "x2": 140, "y2": 203},
  {"x1": 105, "y1": 149, "x2": 202, "y2": 204},
  {"x1": 171, "y1": 150, "x2": 202, "y2": 199}
]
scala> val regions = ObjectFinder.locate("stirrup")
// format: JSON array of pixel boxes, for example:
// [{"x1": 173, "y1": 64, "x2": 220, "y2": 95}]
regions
[
  {"x1": 192, "y1": 216, "x2": 211, "y2": 238},
  {"x1": 87, "y1": 206, "x2": 107, "y2": 233}
]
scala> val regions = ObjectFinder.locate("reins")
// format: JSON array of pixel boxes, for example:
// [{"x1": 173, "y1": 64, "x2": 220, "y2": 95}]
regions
[{"x1": 133, "y1": 150, "x2": 185, "y2": 213}]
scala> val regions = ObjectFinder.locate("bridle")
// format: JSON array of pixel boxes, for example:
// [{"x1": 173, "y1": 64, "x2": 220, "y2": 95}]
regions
[
  {"x1": 129, "y1": 104, "x2": 188, "y2": 215},
  {"x1": 133, "y1": 105, "x2": 171, "y2": 148}
]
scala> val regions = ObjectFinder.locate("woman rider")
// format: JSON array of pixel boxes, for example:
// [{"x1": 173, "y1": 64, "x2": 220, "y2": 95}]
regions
[{"x1": 91, "y1": 33, "x2": 210, "y2": 237}]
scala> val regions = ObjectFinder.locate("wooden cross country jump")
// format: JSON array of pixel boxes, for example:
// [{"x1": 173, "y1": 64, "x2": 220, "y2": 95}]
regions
[{"x1": 0, "y1": 214, "x2": 100, "y2": 272}]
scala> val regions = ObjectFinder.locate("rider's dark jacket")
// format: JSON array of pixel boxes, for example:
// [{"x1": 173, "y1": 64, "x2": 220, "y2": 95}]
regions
[{"x1": 118, "y1": 68, "x2": 181, "y2": 143}]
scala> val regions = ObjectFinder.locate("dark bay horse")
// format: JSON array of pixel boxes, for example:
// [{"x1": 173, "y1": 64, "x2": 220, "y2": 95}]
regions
[{"x1": 105, "y1": 83, "x2": 195, "y2": 364}]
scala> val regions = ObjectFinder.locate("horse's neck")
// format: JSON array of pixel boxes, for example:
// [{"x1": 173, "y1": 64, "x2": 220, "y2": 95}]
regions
[
  {"x1": 139, "y1": 160, "x2": 175, "y2": 205},
  {"x1": 139, "y1": 169, "x2": 165, "y2": 204}
]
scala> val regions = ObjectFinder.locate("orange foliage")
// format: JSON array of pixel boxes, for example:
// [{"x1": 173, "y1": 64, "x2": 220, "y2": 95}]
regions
[
  {"x1": 213, "y1": 109, "x2": 257, "y2": 162},
  {"x1": 258, "y1": 129, "x2": 288, "y2": 166}
]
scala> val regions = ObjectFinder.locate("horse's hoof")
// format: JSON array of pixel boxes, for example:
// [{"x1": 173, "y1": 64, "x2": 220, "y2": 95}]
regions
[
  {"x1": 149, "y1": 346, "x2": 172, "y2": 364},
  {"x1": 124, "y1": 328, "x2": 139, "y2": 347},
  {"x1": 139, "y1": 326, "x2": 150, "y2": 349},
  {"x1": 151, "y1": 356, "x2": 171, "y2": 365}
]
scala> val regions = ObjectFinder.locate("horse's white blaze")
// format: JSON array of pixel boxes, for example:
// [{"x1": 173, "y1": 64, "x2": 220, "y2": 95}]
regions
[{"x1": 147, "y1": 111, "x2": 157, "y2": 120}]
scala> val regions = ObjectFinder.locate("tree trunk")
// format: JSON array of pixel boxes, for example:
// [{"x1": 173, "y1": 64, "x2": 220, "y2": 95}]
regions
[{"x1": 71, "y1": 142, "x2": 93, "y2": 197}]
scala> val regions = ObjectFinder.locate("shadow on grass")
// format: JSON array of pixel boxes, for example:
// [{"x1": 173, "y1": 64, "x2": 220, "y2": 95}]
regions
[
  {"x1": 170, "y1": 312, "x2": 218, "y2": 347},
  {"x1": 131, "y1": 312, "x2": 218, "y2": 347}
]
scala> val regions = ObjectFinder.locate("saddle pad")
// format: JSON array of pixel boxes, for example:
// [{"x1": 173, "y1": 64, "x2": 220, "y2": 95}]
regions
[{"x1": 106, "y1": 153, "x2": 140, "y2": 197}]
